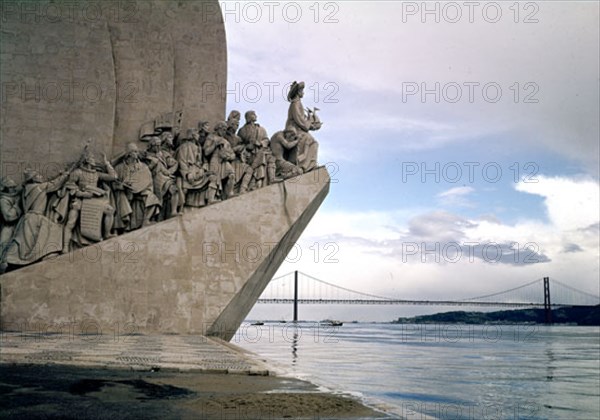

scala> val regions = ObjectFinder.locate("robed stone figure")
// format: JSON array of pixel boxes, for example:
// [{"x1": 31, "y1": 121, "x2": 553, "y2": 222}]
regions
[
  {"x1": 1, "y1": 170, "x2": 69, "y2": 268},
  {"x1": 113, "y1": 143, "x2": 161, "y2": 231}
]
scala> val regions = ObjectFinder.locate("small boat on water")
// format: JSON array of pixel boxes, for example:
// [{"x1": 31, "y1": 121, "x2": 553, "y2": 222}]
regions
[{"x1": 320, "y1": 319, "x2": 343, "y2": 327}]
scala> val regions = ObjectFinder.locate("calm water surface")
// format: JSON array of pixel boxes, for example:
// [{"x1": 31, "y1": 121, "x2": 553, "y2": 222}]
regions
[{"x1": 235, "y1": 323, "x2": 600, "y2": 419}]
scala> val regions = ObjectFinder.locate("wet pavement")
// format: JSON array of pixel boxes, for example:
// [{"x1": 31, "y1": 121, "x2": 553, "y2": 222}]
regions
[{"x1": 0, "y1": 332, "x2": 270, "y2": 375}]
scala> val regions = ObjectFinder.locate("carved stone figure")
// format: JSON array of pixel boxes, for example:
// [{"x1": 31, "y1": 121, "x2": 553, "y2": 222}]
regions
[
  {"x1": 197, "y1": 121, "x2": 211, "y2": 147},
  {"x1": 0, "y1": 87, "x2": 325, "y2": 273},
  {"x1": 225, "y1": 113, "x2": 252, "y2": 194},
  {"x1": 247, "y1": 135, "x2": 277, "y2": 189},
  {"x1": 62, "y1": 152, "x2": 117, "y2": 253},
  {"x1": 0, "y1": 169, "x2": 69, "y2": 269},
  {"x1": 286, "y1": 81, "x2": 320, "y2": 172},
  {"x1": 175, "y1": 129, "x2": 215, "y2": 207},
  {"x1": 160, "y1": 131, "x2": 176, "y2": 155},
  {"x1": 159, "y1": 131, "x2": 185, "y2": 213},
  {"x1": 0, "y1": 177, "x2": 22, "y2": 249},
  {"x1": 238, "y1": 111, "x2": 269, "y2": 149},
  {"x1": 227, "y1": 110, "x2": 241, "y2": 129},
  {"x1": 270, "y1": 129, "x2": 303, "y2": 179},
  {"x1": 113, "y1": 143, "x2": 161, "y2": 231},
  {"x1": 225, "y1": 117, "x2": 243, "y2": 149},
  {"x1": 145, "y1": 136, "x2": 181, "y2": 219},
  {"x1": 238, "y1": 110, "x2": 275, "y2": 193},
  {"x1": 203, "y1": 122, "x2": 236, "y2": 202}
]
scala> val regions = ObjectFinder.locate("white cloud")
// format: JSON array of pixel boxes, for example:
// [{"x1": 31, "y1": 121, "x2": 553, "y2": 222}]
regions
[
  {"x1": 438, "y1": 187, "x2": 474, "y2": 198},
  {"x1": 222, "y1": 2, "x2": 600, "y2": 318},
  {"x1": 273, "y1": 175, "x2": 599, "y2": 307},
  {"x1": 515, "y1": 176, "x2": 600, "y2": 232},
  {"x1": 437, "y1": 186, "x2": 475, "y2": 207},
  {"x1": 225, "y1": 2, "x2": 600, "y2": 173}
]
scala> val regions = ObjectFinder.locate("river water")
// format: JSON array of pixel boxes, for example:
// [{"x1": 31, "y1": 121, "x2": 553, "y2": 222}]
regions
[{"x1": 234, "y1": 323, "x2": 600, "y2": 419}]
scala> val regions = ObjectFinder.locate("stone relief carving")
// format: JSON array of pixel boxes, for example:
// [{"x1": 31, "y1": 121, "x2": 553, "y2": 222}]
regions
[{"x1": 0, "y1": 83, "x2": 321, "y2": 273}]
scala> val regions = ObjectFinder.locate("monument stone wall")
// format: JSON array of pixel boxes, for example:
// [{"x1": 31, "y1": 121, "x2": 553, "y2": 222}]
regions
[
  {"x1": 0, "y1": 0, "x2": 227, "y2": 181},
  {"x1": 0, "y1": 168, "x2": 330, "y2": 340},
  {"x1": 0, "y1": 1, "x2": 329, "y2": 341}
]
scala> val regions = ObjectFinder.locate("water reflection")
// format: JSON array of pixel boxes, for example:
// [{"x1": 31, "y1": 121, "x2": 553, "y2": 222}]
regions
[
  {"x1": 237, "y1": 324, "x2": 600, "y2": 420},
  {"x1": 545, "y1": 346, "x2": 557, "y2": 381},
  {"x1": 291, "y1": 332, "x2": 299, "y2": 365}
]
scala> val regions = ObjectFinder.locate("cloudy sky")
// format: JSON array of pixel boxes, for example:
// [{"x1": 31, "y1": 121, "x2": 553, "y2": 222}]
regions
[{"x1": 221, "y1": 1, "x2": 600, "y2": 321}]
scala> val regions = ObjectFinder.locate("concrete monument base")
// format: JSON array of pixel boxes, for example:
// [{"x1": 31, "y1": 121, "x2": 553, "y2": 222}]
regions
[{"x1": 0, "y1": 168, "x2": 329, "y2": 341}]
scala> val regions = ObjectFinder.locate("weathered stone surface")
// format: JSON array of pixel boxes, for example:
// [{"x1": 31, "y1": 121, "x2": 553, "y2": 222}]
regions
[
  {"x1": 0, "y1": 0, "x2": 226, "y2": 181},
  {"x1": 0, "y1": 332, "x2": 271, "y2": 374},
  {"x1": 0, "y1": 168, "x2": 330, "y2": 340}
]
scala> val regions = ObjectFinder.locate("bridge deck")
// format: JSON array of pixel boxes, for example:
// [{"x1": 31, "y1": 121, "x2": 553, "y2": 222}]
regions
[{"x1": 256, "y1": 299, "x2": 576, "y2": 307}]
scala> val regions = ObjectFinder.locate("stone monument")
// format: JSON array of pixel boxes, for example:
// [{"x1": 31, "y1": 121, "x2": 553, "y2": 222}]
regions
[
  {"x1": 0, "y1": 1, "x2": 328, "y2": 341},
  {"x1": 1, "y1": 0, "x2": 227, "y2": 177}
]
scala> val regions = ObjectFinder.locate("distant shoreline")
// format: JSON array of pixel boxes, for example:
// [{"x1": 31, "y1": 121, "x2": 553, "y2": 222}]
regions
[{"x1": 391, "y1": 305, "x2": 600, "y2": 326}]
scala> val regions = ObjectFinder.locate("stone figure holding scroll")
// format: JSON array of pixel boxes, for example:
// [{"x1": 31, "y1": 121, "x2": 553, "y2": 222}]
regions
[
  {"x1": 113, "y1": 143, "x2": 161, "y2": 231},
  {"x1": 286, "y1": 81, "x2": 320, "y2": 172}
]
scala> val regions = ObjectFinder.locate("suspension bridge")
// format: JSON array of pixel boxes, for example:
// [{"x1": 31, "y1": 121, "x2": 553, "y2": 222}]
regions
[{"x1": 257, "y1": 271, "x2": 600, "y2": 323}]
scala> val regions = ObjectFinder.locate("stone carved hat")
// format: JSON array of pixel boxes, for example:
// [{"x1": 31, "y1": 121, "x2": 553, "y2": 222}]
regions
[
  {"x1": 227, "y1": 110, "x2": 241, "y2": 123},
  {"x1": 149, "y1": 136, "x2": 162, "y2": 147},
  {"x1": 244, "y1": 110, "x2": 256, "y2": 122},
  {"x1": 23, "y1": 169, "x2": 40, "y2": 182},
  {"x1": 287, "y1": 81, "x2": 305, "y2": 101},
  {"x1": 214, "y1": 121, "x2": 228, "y2": 132},
  {"x1": 0, "y1": 176, "x2": 17, "y2": 189}
]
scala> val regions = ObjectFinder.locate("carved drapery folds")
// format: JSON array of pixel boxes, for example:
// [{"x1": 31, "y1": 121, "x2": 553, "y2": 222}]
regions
[{"x1": 0, "y1": 82, "x2": 322, "y2": 273}]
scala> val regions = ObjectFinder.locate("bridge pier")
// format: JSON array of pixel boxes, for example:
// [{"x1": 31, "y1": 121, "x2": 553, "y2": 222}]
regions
[{"x1": 543, "y1": 277, "x2": 552, "y2": 324}]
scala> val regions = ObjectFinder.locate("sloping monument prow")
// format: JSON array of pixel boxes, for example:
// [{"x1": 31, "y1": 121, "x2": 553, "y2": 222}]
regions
[{"x1": 0, "y1": 168, "x2": 329, "y2": 340}]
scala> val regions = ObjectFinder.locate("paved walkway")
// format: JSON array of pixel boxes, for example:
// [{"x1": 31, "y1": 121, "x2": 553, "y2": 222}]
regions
[{"x1": 0, "y1": 332, "x2": 270, "y2": 375}]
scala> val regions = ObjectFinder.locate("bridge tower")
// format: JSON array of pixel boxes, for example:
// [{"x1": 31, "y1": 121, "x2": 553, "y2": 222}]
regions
[{"x1": 543, "y1": 277, "x2": 552, "y2": 324}]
